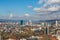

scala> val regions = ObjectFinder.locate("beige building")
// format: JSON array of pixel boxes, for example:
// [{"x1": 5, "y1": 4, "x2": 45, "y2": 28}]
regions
[{"x1": 6, "y1": 39, "x2": 16, "y2": 40}]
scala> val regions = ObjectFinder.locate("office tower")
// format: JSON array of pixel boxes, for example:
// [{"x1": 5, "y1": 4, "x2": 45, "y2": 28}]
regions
[{"x1": 56, "y1": 20, "x2": 58, "y2": 27}]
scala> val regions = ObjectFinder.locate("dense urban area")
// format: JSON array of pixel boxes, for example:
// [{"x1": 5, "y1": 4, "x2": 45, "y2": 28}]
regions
[{"x1": 0, "y1": 20, "x2": 60, "y2": 40}]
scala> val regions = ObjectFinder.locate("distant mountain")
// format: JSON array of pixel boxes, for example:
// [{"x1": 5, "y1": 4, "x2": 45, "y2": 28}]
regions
[
  {"x1": 0, "y1": 19, "x2": 20, "y2": 22},
  {"x1": 0, "y1": 19, "x2": 60, "y2": 23},
  {"x1": 31, "y1": 19, "x2": 60, "y2": 24},
  {"x1": 39, "y1": 19, "x2": 60, "y2": 22}
]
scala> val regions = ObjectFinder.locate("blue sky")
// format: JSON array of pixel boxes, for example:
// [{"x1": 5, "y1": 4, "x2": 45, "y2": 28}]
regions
[
  {"x1": 0, "y1": 0, "x2": 39, "y2": 16},
  {"x1": 0, "y1": 0, "x2": 60, "y2": 20}
]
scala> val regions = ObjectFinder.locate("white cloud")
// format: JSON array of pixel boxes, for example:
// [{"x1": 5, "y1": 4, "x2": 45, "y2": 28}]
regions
[
  {"x1": 27, "y1": 6, "x2": 32, "y2": 8},
  {"x1": 33, "y1": 6, "x2": 59, "y2": 13},
  {"x1": 47, "y1": 6, "x2": 59, "y2": 11},
  {"x1": 33, "y1": 0, "x2": 60, "y2": 20},
  {"x1": 9, "y1": 13, "x2": 13, "y2": 18},
  {"x1": 24, "y1": 13, "x2": 30, "y2": 17},
  {"x1": 33, "y1": 8, "x2": 40, "y2": 12},
  {"x1": 47, "y1": 0, "x2": 60, "y2": 3},
  {"x1": 43, "y1": 0, "x2": 60, "y2": 7},
  {"x1": 38, "y1": 0, "x2": 46, "y2": 4},
  {"x1": 34, "y1": 0, "x2": 60, "y2": 12}
]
